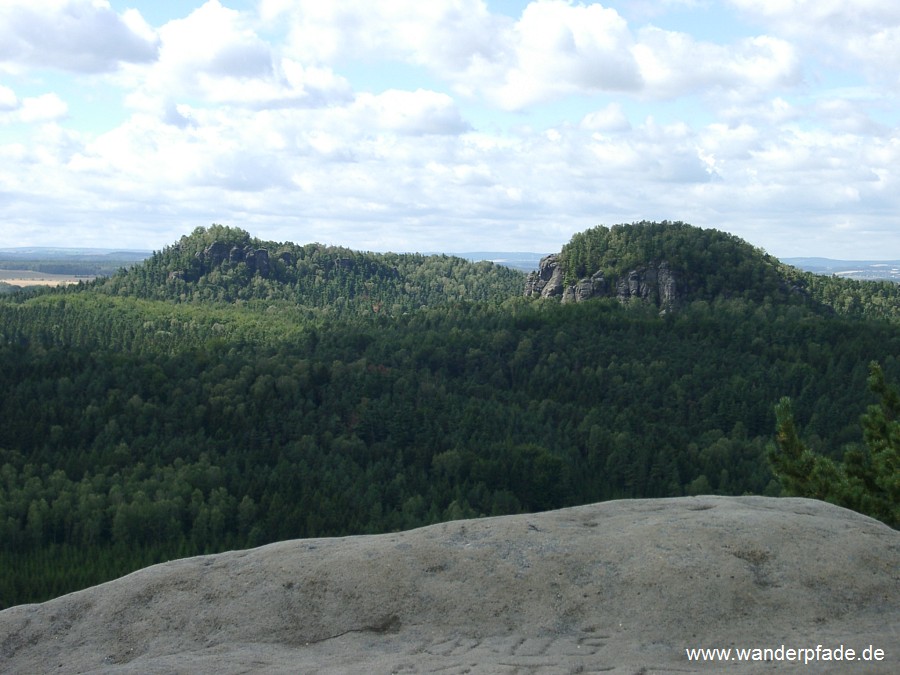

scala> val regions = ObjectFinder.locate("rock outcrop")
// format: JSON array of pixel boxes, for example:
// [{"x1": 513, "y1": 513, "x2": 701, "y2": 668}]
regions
[
  {"x1": 196, "y1": 242, "x2": 272, "y2": 277},
  {"x1": 522, "y1": 254, "x2": 565, "y2": 298},
  {"x1": 614, "y1": 261, "x2": 678, "y2": 307},
  {"x1": 524, "y1": 255, "x2": 681, "y2": 310},
  {"x1": 1, "y1": 497, "x2": 896, "y2": 674},
  {"x1": 199, "y1": 241, "x2": 231, "y2": 268}
]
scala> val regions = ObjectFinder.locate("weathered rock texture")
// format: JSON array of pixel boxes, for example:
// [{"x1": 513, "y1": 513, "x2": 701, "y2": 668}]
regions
[
  {"x1": 524, "y1": 256, "x2": 681, "y2": 311},
  {"x1": 523, "y1": 254, "x2": 566, "y2": 299},
  {"x1": 1, "y1": 497, "x2": 897, "y2": 674}
]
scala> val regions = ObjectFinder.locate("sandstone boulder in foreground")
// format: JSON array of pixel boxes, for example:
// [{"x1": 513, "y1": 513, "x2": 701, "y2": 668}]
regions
[{"x1": 1, "y1": 496, "x2": 897, "y2": 674}]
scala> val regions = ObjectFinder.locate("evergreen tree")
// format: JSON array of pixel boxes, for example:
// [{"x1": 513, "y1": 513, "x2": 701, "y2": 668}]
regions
[{"x1": 769, "y1": 362, "x2": 899, "y2": 528}]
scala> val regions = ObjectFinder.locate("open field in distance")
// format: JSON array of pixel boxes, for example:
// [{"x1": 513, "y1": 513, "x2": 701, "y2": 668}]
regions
[{"x1": 0, "y1": 269, "x2": 94, "y2": 287}]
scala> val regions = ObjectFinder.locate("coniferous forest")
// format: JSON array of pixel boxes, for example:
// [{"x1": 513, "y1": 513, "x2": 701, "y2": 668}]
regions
[{"x1": 2, "y1": 221, "x2": 899, "y2": 608}]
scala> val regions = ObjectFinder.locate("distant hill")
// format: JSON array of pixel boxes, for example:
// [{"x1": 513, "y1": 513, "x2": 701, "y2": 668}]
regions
[
  {"x1": 525, "y1": 221, "x2": 790, "y2": 309},
  {"x1": 0, "y1": 247, "x2": 151, "y2": 258},
  {"x1": 783, "y1": 257, "x2": 900, "y2": 282},
  {"x1": 451, "y1": 252, "x2": 545, "y2": 273},
  {"x1": 522, "y1": 221, "x2": 900, "y2": 322},
  {"x1": 10, "y1": 223, "x2": 900, "y2": 321},
  {"x1": 86, "y1": 225, "x2": 525, "y2": 312},
  {"x1": 6, "y1": 243, "x2": 898, "y2": 281},
  {"x1": 0, "y1": 247, "x2": 150, "y2": 277}
]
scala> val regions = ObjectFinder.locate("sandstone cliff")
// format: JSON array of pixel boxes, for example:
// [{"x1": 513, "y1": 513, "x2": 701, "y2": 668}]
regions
[
  {"x1": 196, "y1": 241, "x2": 272, "y2": 277},
  {"x1": 524, "y1": 254, "x2": 680, "y2": 310}
]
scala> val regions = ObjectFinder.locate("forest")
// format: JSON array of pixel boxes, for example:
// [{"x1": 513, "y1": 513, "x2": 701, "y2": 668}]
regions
[{"x1": 1, "y1": 221, "x2": 898, "y2": 608}]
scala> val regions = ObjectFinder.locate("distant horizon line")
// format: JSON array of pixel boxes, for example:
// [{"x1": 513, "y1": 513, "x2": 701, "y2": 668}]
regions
[{"x1": 3, "y1": 246, "x2": 900, "y2": 264}]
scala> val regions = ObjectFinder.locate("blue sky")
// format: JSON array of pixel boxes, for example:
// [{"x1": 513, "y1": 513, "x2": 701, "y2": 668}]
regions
[{"x1": 1, "y1": 1, "x2": 899, "y2": 258}]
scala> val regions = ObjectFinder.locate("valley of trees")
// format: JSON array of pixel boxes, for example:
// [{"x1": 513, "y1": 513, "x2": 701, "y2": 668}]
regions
[{"x1": 1, "y1": 221, "x2": 898, "y2": 608}]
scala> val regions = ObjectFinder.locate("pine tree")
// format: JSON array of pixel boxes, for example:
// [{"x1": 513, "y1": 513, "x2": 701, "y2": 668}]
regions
[{"x1": 769, "y1": 361, "x2": 899, "y2": 528}]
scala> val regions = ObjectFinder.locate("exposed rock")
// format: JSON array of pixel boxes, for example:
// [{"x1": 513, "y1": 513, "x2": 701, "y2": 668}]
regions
[
  {"x1": 617, "y1": 262, "x2": 678, "y2": 308},
  {"x1": 572, "y1": 279, "x2": 590, "y2": 303},
  {"x1": 567, "y1": 271, "x2": 608, "y2": 304},
  {"x1": 541, "y1": 261, "x2": 565, "y2": 298},
  {"x1": 278, "y1": 251, "x2": 295, "y2": 267},
  {"x1": 196, "y1": 241, "x2": 270, "y2": 277},
  {"x1": 658, "y1": 261, "x2": 677, "y2": 307},
  {"x1": 254, "y1": 248, "x2": 270, "y2": 278},
  {"x1": 589, "y1": 269, "x2": 607, "y2": 295},
  {"x1": 617, "y1": 266, "x2": 660, "y2": 303},
  {"x1": 523, "y1": 254, "x2": 564, "y2": 298},
  {"x1": 198, "y1": 241, "x2": 231, "y2": 268},
  {"x1": 1, "y1": 497, "x2": 896, "y2": 674},
  {"x1": 526, "y1": 256, "x2": 680, "y2": 311}
]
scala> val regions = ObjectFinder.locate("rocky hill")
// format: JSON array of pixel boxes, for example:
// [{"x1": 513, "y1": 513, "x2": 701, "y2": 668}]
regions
[
  {"x1": 88, "y1": 224, "x2": 524, "y2": 311},
  {"x1": 523, "y1": 221, "x2": 900, "y2": 322},
  {"x1": 1, "y1": 496, "x2": 897, "y2": 674},
  {"x1": 524, "y1": 221, "x2": 796, "y2": 311}
]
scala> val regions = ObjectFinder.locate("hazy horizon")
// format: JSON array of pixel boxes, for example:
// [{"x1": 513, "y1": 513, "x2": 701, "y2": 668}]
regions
[{"x1": 4, "y1": 244, "x2": 900, "y2": 266}]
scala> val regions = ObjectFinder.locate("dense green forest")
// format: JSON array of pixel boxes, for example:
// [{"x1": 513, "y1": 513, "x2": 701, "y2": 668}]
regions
[{"x1": 1, "y1": 221, "x2": 898, "y2": 608}]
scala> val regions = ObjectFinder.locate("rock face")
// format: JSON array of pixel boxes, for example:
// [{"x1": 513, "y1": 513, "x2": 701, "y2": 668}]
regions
[
  {"x1": 615, "y1": 261, "x2": 678, "y2": 307},
  {"x1": 199, "y1": 241, "x2": 231, "y2": 268},
  {"x1": 522, "y1": 254, "x2": 565, "y2": 298},
  {"x1": 524, "y1": 256, "x2": 681, "y2": 311},
  {"x1": 197, "y1": 242, "x2": 272, "y2": 278},
  {"x1": 1, "y1": 497, "x2": 897, "y2": 674}
]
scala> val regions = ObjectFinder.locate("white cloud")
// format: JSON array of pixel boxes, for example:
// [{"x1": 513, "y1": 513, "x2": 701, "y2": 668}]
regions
[
  {"x1": 718, "y1": 97, "x2": 799, "y2": 127},
  {"x1": 729, "y1": 0, "x2": 900, "y2": 85},
  {"x1": 261, "y1": 0, "x2": 501, "y2": 70},
  {"x1": 0, "y1": 90, "x2": 68, "y2": 124},
  {"x1": 0, "y1": 85, "x2": 18, "y2": 110},
  {"x1": 3, "y1": 92, "x2": 899, "y2": 255},
  {"x1": 813, "y1": 98, "x2": 890, "y2": 136},
  {"x1": 158, "y1": 1, "x2": 272, "y2": 80},
  {"x1": 477, "y1": 0, "x2": 642, "y2": 109},
  {"x1": 633, "y1": 28, "x2": 800, "y2": 99},
  {"x1": 0, "y1": 0, "x2": 158, "y2": 73},
  {"x1": 19, "y1": 93, "x2": 69, "y2": 122},
  {"x1": 122, "y1": 1, "x2": 351, "y2": 114},
  {"x1": 352, "y1": 90, "x2": 469, "y2": 136},
  {"x1": 259, "y1": 0, "x2": 804, "y2": 110},
  {"x1": 5, "y1": 60, "x2": 897, "y2": 252},
  {"x1": 259, "y1": 0, "x2": 642, "y2": 109},
  {"x1": 729, "y1": 0, "x2": 900, "y2": 35},
  {"x1": 580, "y1": 103, "x2": 632, "y2": 132}
]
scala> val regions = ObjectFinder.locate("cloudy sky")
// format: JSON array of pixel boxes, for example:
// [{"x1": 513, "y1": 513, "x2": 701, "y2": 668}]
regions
[{"x1": 1, "y1": 0, "x2": 898, "y2": 258}]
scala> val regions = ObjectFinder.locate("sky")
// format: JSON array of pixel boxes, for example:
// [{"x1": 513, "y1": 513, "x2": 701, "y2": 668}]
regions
[{"x1": 1, "y1": 0, "x2": 899, "y2": 259}]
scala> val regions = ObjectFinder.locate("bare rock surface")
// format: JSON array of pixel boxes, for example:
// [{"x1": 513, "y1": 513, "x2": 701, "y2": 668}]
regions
[{"x1": 1, "y1": 496, "x2": 897, "y2": 674}]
